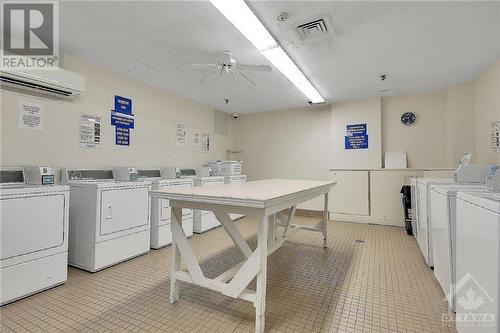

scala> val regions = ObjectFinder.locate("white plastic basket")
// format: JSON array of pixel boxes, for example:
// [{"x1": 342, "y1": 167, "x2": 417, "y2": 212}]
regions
[{"x1": 209, "y1": 161, "x2": 242, "y2": 176}]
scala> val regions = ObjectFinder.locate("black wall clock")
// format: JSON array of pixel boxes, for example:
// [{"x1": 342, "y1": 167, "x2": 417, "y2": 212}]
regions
[{"x1": 401, "y1": 112, "x2": 417, "y2": 126}]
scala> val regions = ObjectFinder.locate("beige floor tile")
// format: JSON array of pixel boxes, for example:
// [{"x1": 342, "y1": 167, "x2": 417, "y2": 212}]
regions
[{"x1": 1, "y1": 217, "x2": 454, "y2": 332}]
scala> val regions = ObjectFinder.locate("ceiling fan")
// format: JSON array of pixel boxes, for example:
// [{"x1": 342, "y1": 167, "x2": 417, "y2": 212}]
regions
[{"x1": 188, "y1": 51, "x2": 272, "y2": 86}]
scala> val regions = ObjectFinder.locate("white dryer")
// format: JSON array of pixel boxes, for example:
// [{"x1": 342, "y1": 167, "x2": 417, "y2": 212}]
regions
[
  {"x1": 1, "y1": 167, "x2": 69, "y2": 305},
  {"x1": 224, "y1": 175, "x2": 247, "y2": 220},
  {"x1": 189, "y1": 172, "x2": 225, "y2": 233},
  {"x1": 61, "y1": 168, "x2": 151, "y2": 272},
  {"x1": 429, "y1": 183, "x2": 485, "y2": 311},
  {"x1": 137, "y1": 169, "x2": 194, "y2": 249},
  {"x1": 455, "y1": 191, "x2": 499, "y2": 333}
]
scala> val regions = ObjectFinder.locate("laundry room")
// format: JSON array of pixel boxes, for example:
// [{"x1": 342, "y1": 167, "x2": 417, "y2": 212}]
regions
[{"x1": 1, "y1": 1, "x2": 499, "y2": 333}]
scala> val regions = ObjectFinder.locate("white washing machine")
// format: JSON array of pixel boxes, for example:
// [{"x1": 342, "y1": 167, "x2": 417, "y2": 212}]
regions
[
  {"x1": 224, "y1": 175, "x2": 247, "y2": 220},
  {"x1": 192, "y1": 175, "x2": 225, "y2": 233},
  {"x1": 416, "y1": 178, "x2": 455, "y2": 266},
  {"x1": 429, "y1": 183, "x2": 485, "y2": 311},
  {"x1": 416, "y1": 164, "x2": 496, "y2": 267},
  {"x1": 455, "y1": 191, "x2": 499, "y2": 333},
  {"x1": 137, "y1": 169, "x2": 194, "y2": 249},
  {"x1": 61, "y1": 168, "x2": 151, "y2": 272},
  {"x1": 1, "y1": 167, "x2": 69, "y2": 305}
]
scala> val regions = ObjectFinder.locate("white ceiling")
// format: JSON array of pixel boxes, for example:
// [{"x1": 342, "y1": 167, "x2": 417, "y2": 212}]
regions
[{"x1": 59, "y1": 1, "x2": 500, "y2": 113}]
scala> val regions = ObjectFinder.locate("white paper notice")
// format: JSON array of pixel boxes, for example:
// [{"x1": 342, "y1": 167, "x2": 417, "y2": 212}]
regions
[
  {"x1": 492, "y1": 121, "x2": 500, "y2": 153},
  {"x1": 176, "y1": 123, "x2": 187, "y2": 145},
  {"x1": 193, "y1": 132, "x2": 200, "y2": 146},
  {"x1": 201, "y1": 133, "x2": 210, "y2": 153},
  {"x1": 80, "y1": 115, "x2": 102, "y2": 148},
  {"x1": 19, "y1": 102, "x2": 43, "y2": 130}
]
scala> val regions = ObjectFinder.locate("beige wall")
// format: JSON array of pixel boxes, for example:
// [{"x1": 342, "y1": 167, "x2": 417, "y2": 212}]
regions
[
  {"x1": 382, "y1": 90, "x2": 452, "y2": 168},
  {"x1": 236, "y1": 91, "x2": 457, "y2": 183},
  {"x1": 1, "y1": 53, "x2": 498, "y2": 210},
  {"x1": 233, "y1": 105, "x2": 331, "y2": 182},
  {"x1": 331, "y1": 98, "x2": 382, "y2": 169},
  {"x1": 445, "y1": 81, "x2": 476, "y2": 166},
  {"x1": 236, "y1": 58, "x2": 499, "y2": 183},
  {"x1": 473, "y1": 59, "x2": 500, "y2": 164},
  {"x1": 0, "y1": 55, "x2": 233, "y2": 174}
]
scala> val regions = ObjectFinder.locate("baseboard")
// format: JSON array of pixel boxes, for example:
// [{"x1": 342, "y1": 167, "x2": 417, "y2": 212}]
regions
[
  {"x1": 330, "y1": 213, "x2": 404, "y2": 227},
  {"x1": 293, "y1": 209, "x2": 404, "y2": 227}
]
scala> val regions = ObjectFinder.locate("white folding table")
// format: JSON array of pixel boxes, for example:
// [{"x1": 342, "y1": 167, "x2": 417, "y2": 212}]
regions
[{"x1": 149, "y1": 179, "x2": 335, "y2": 333}]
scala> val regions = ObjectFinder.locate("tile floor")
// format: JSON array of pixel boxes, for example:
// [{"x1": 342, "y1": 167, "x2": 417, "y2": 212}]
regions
[{"x1": 1, "y1": 217, "x2": 455, "y2": 332}]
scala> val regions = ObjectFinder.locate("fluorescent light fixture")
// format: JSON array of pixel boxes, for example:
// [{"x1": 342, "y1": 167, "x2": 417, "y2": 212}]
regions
[
  {"x1": 209, "y1": 0, "x2": 277, "y2": 51},
  {"x1": 261, "y1": 47, "x2": 325, "y2": 103},
  {"x1": 209, "y1": 0, "x2": 325, "y2": 104}
]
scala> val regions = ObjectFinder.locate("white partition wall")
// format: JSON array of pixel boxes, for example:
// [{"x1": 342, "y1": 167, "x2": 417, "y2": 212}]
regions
[{"x1": 329, "y1": 168, "x2": 454, "y2": 226}]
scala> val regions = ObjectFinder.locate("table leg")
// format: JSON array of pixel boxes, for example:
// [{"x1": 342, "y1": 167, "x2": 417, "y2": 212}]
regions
[
  {"x1": 255, "y1": 215, "x2": 269, "y2": 333},
  {"x1": 170, "y1": 207, "x2": 182, "y2": 304},
  {"x1": 323, "y1": 192, "x2": 329, "y2": 248},
  {"x1": 267, "y1": 214, "x2": 276, "y2": 247}
]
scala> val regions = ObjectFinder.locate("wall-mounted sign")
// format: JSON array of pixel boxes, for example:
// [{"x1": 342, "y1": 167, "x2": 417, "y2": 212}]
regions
[
  {"x1": 115, "y1": 127, "x2": 130, "y2": 146},
  {"x1": 80, "y1": 114, "x2": 101, "y2": 148},
  {"x1": 176, "y1": 123, "x2": 187, "y2": 145},
  {"x1": 111, "y1": 95, "x2": 134, "y2": 146},
  {"x1": 114, "y1": 95, "x2": 132, "y2": 115},
  {"x1": 19, "y1": 101, "x2": 43, "y2": 130},
  {"x1": 111, "y1": 111, "x2": 135, "y2": 129},
  {"x1": 492, "y1": 120, "x2": 500, "y2": 153},
  {"x1": 201, "y1": 133, "x2": 210, "y2": 153},
  {"x1": 345, "y1": 123, "x2": 368, "y2": 150}
]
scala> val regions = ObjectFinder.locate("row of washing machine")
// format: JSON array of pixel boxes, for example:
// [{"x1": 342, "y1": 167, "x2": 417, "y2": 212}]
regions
[
  {"x1": 0, "y1": 165, "x2": 246, "y2": 306},
  {"x1": 410, "y1": 160, "x2": 499, "y2": 333}
]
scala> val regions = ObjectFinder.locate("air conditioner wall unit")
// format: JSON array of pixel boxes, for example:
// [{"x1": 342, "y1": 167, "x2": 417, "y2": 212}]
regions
[{"x1": 0, "y1": 68, "x2": 85, "y2": 98}]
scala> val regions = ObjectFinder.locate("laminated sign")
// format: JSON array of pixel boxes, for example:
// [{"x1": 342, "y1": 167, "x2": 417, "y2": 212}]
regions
[
  {"x1": 19, "y1": 102, "x2": 43, "y2": 130},
  {"x1": 176, "y1": 123, "x2": 187, "y2": 145},
  {"x1": 345, "y1": 123, "x2": 368, "y2": 150},
  {"x1": 111, "y1": 95, "x2": 134, "y2": 146},
  {"x1": 201, "y1": 134, "x2": 210, "y2": 153},
  {"x1": 80, "y1": 115, "x2": 101, "y2": 148},
  {"x1": 492, "y1": 121, "x2": 500, "y2": 153}
]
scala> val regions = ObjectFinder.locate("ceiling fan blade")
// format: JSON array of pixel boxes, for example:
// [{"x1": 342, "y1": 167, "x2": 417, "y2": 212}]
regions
[
  {"x1": 236, "y1": 64, "x2": 272, "y2": 72},
  {"x1": 186, "y1": 63, "x2": 219, "y2": 69},
  {"x1": 200, "y1": 70, "x2": 219, "y2": 84},
  {"x1": 239, "y1": 72, "x2": 256, "y2": 86}
]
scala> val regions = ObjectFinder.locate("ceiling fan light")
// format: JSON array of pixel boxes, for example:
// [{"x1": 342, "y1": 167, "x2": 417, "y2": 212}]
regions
[
  {"x1": 261, "y1": 47, "x2": 324, "y2": 104},
  {"x1": 209, "y1": 0, "x2": 277, "y2": 51}
]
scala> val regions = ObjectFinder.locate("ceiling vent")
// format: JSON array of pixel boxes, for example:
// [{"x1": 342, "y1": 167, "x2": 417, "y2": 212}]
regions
[{"x1": 296, "y1": 17, "x2": 330, "y2": 41}]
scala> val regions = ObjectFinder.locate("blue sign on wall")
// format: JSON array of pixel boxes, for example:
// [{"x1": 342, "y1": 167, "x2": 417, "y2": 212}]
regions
[
  {"x1": 111, "y1": 95, "x2": 134, "y2": 146},
  {"x1": 345, "y1": 123, "x2": 368, "y2": 150},
  {"x1": 115, "y1": 127, "x2": 130, "y2": 146},
  {"x1": 111, "y1": 111, "x2": 135, "y2": 129},
  {"x1": 114, "y1": 95, "x2": 133, "y2": 115}
]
